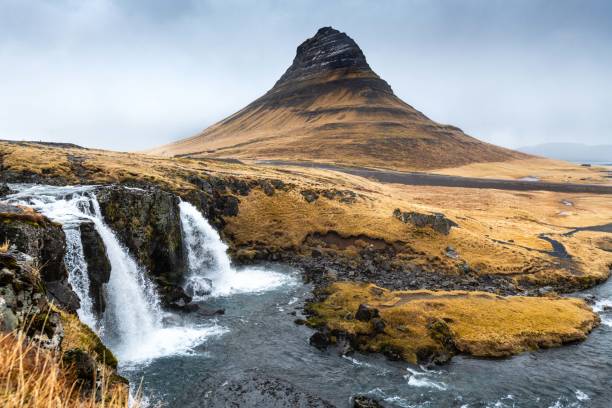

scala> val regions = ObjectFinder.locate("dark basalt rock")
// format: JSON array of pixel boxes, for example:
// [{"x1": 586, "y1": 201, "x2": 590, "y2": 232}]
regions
[
  {"x1": 355, "y1": 304, "x2": 379, "y2": 322},
  {"x1": 0, "y1": 183, "x2": 14, "y2": 197},
  {"x1": 96, "y1": 186, "x2": 186, "y2": 286},
  {"x1": 393, "y1": 208, "x2": 458, "y2": 235},
  {"x1": 275, "y1": 27, "x2": 379, "y2": 88},
  {"x1": 0, "y1": 204, "x2": 79, "y2": 312},
  {"x1": 309, "y1": 330, "x2": 331, "y2": 350},
  {"x1": 79, "y1": 221, "x2": 111, "y2": 317},
  {"x1": 182, "y1": 369, "x2": 336, "y2": 408},
  {"x1": 353, "y1": 395, "x2": 385, "y2": 408},
  {"x1": 0, "y1": 249, "x2": 64, "y2": 349}
]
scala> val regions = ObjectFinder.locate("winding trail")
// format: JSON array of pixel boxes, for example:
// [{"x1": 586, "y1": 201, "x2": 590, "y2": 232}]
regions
[{"x1": 258, "y1": 160, "x2": 612, "y2": 194}]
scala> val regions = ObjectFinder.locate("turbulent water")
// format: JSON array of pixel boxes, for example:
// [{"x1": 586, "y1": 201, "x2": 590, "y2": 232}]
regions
[
  {"x1": 7, "y1": 184, "x2": 612, "y2": 407},
  {"x1": 6, "y1": 185, "x2": 225, "y2": 363}
]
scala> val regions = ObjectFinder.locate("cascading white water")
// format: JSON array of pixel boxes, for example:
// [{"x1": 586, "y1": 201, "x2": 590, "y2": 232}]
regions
[
  {"x1": 63, "y1": 226, "x2": 97, "y2": 328},
  {"x1": 179, "y1": 201, "x2": 294, "y2": 298},
  {"x1": 7, "y1": 185, "x2": 223, "y2": 363}
]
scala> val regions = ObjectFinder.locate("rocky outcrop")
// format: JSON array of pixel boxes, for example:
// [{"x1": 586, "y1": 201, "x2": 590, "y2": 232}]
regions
[
  {"x1": 180, "y1": 369, "x2": 335, "y2": 408},
  {"x1": 0, "y1": 247, "x2": 125, "y2": 397},
  {"x1": 79, "y1": 220, "x2": 111, "y2": 317},
  {"x1": 96, "y1": 186, "x2": 186, "y2": 285},
  {"x1": 0, "y1": 203, "x2": 79, "y2": 311},
  {"x1": 0, "y1": 183, "x2": 13, "y2": 197},
  {"x1": 0, "y1": 249, "x2": 64, "y2": 347},
  {"x1": 393, "y1": 208, "x2": 458, "y2": 235},
  {"x1": 353, "y1": 396, "x2": 384, "y2": 408}
]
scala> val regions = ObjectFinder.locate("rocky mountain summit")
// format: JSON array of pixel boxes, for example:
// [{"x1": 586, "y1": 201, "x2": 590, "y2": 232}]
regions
[{"x1": 273, "y1": 26, "x2": 384, "y2": 89}]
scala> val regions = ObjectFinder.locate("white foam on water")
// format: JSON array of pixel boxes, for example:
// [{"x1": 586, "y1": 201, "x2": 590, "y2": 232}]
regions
[
  {"x1": 575, "y1": 390, "x2": 589, "y2": 401},
  {"x1": 592, "y1": 298, "x2": 612, "y2": 313},
  {"x1": 118, "y1": 324, "x2": 228, "y2": 365},
  {"x1": 405, "y1": 367, "x2": 447, "y2": 391},
  {"x1": 342, "y1": 355, "x2": 373, "y2": 367},
  {"x1": 179, "y1": 201, "x2": 296, "y2": 298}
]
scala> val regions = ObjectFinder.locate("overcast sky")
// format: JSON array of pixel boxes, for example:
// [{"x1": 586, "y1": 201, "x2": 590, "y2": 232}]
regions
[{"x1": 1, "y1": 0, "x2": 610, "y2": 151}]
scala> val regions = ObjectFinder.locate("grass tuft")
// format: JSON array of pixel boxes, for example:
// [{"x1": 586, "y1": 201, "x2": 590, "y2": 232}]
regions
[{"x1": 0, "y1": 331, "x2": 134, "y2": 408}]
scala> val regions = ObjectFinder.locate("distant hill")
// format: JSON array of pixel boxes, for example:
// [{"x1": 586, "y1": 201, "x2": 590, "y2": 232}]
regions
[
  {"x1": 518, "y1": 143, "x2": 612, "y2": 163},
  {"x1": 149, "y1": 27, "x2": 527, "y2": 170}
]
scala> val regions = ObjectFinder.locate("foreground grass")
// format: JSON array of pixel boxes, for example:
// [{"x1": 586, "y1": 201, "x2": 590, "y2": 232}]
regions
[{"x1": 0, "y1": 331, "x2": 132, "y2": 408}]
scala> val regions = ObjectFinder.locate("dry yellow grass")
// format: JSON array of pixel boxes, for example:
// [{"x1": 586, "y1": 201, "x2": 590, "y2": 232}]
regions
[
  {"x1": 0, "y1": 331, "x2": 132, "y2": 408},
  {"x1": 433, "y1": 157, "x2": 611, "y2": 185},
  {"x1": 148, "y1": 69, "x2": 525, "y2": 171},
  {"x1": 309, "y1": 282, "x2": 599, "y2": 362},
  {"x1": 2, "y1": 141, "x2": 611, "y2": 288}
]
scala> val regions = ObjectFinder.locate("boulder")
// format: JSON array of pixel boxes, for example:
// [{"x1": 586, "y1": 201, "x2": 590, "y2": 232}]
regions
[
  {"x1": 393, "y1": 208, "x2": 458, "y2": 235},
  {"x1": 353, "y1": 395, "x2": 384, "y2": 408},
  {"x1": 0, "y1": 183, "x2": 14, "y2": 197},
  {"x1": 355, "y1": 304, "x2": 379, "y2": 321}
]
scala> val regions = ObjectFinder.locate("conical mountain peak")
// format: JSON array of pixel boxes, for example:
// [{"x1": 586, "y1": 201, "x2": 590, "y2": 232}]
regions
[
  {"x1": 150, "y1": 28, "x2": 525, "y2": 170},
  {"x1": 274, "y1": 26, "x2": 373, "y2": 87}
]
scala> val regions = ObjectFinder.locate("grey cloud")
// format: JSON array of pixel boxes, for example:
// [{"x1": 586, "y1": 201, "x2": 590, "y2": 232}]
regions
[{"x1": 0, "y1": 0, "x2": 610, "y2": 151}]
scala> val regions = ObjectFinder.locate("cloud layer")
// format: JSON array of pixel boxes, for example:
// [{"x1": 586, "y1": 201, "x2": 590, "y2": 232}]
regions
[{"x1": 1, "y1": 0, "x2": 610, "y2": 151}]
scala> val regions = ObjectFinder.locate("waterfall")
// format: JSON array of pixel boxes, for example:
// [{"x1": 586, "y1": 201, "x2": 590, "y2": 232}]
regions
[
  {"x1": 7, "y1": 185, "x2": 222, "y2": 363},
  {"x1": 87, "y1": 197, "x2": 161, "y2": 356},
  {"x1": 63, "y1": 226, "x2": 97, "y2": 328},
  {"x1": 179, "y1": 201, "x2": 294, "y2": 297}
]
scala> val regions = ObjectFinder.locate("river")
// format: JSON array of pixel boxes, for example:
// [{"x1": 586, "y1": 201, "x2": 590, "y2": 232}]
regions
[{"x1": 6, "y1": 184, "x2": 612, "y2": 408}]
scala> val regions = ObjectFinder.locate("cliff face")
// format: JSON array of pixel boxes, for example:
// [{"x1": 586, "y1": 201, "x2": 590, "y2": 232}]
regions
[
  {"x1": 150, "y1": 27, "x2": 526, "y2": 170},
  {"x1": 0, "y1": 203, "x2": 79, "y2": 312}
]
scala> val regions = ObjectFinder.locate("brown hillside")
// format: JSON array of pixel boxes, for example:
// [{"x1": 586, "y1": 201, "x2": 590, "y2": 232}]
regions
[{"x1": 149, "y1": 27, "x2": 528, "y2": 170}]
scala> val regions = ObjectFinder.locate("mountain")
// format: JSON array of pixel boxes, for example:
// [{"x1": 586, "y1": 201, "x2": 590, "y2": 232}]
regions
[
  {"x1": 518, "y1": 143, "x2": 612, "y2": 163},
  {"x1": 150, "y1": 27, "x2": 527, "y2": 170}
]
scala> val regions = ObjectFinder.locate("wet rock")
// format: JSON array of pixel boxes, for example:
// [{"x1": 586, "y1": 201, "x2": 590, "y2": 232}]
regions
[
  {"x1": 0, "y1": 183, "x2": 14, "y2": 197},
  {"x1": 0, "y1": 204, "x2": 78, "y2": 311},
  {"x1": 186, "y1": 369, "x2": 335, "y2": 408},
  {"x1": 393, "y1": 208, "x2": 458, "y2": 235},
  {"x1": 583, "y1": 295, "x2": 597, "y2": 305},
  {"x1": 196, "y1": 307, "x2": 225, "y2": 317},
  {"x1": 309, "y1": 330, "x2": 331, "y2": 350},
  {"x1": 79, "y1": 221, "x2": 111, "y2": 317},
  {"x1": 45, "y1": 281, "x2": 80, "y2": 312},
  {"x1": 156, "y1": 281, "x2": 193, "y2": 311},
  {"x1": 336, "y1": 333, "x2": 354, "y2": 355},
  {"x1": 353, "y1": 395, "x2": 384, "y2": 408},
  {"x1": 355, "y1": 304, "x2": 379, "y2": 321},
  {"x1": 96, "y1": 186, "x2": 187, "y2": 293}
]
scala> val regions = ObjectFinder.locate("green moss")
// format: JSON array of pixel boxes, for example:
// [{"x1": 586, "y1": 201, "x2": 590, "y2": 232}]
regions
[{"x1": 58, "y1": 309, "x2": 118, "y2": 369}]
